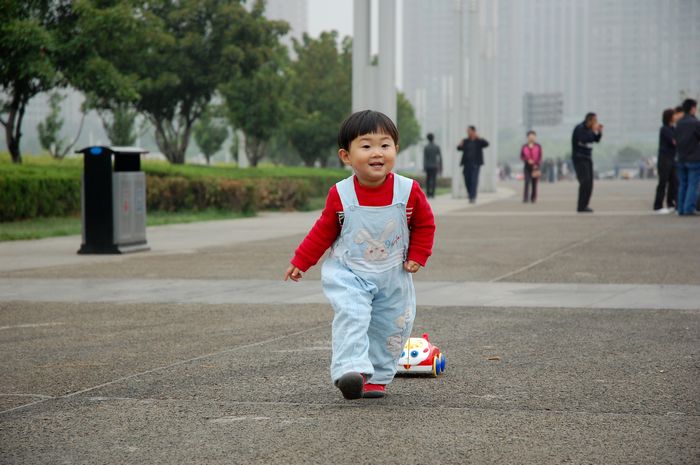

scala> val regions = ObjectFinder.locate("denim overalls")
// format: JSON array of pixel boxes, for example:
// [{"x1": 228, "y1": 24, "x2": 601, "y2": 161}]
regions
[{"x1": 322, "y1": 174, "x2": 416, "y2": 385}]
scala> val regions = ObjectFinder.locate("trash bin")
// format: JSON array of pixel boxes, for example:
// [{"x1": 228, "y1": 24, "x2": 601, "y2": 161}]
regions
[{"x1": 76, "y1": 146, "x2": 150, "y2": 254}]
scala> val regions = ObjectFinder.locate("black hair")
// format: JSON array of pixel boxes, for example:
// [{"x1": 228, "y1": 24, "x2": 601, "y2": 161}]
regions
[
  {"x1": 584, "y1": 112, "x2": 597, "y2": 123},
  {"x1": 527, "y1": 130, "x2": 536, "y2": 136},
  {"x1": 468, "y1": 125, "x2": 476, "y2": 132},
  {"x1": 675, "y1": 106, "x2": 684, "y2": 113},
  {"x1": 662, "y1": 108, "x2": 675, "y2": 126},
  {"x1": 682, "y1": 98, "x2": 697, "y2": 114},
  {"x1": 337, "y1": 110, "x2": 399, "y2": 151},
  {"x1": 427, "y1": 133, "x2": 434, "y2": 142}
]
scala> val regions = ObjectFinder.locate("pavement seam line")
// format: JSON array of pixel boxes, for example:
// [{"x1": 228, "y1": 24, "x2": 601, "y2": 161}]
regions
[
  {"x1": 82, "y1": 396, "x2": 699, "y2": 418},
  {"x1": 0, "y1": 323, "x2": 329, "y2": 416},
  {"x1": 587, "y1": 283, "x2": 642, "y2": 308},
  {"x1": 489, "y1": 225, "x2": 620, "y2": 283}
]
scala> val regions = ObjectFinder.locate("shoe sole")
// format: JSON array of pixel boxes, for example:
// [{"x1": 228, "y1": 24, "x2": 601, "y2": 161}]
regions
[
  {"x1": 336, "y1": 372, "x2": 364, "y2": 400},
  {"x1": 362, "y1": 390, "x2": 386, "y2": 399}
]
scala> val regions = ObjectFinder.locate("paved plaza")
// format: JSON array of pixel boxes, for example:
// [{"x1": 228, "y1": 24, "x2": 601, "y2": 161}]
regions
[{"x1": 1, "y1": 179, "x2": 698, "y2": 464}]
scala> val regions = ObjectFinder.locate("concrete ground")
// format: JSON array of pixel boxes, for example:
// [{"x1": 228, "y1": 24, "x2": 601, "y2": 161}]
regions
[{"x1": 0, "y1": 179, "x2": 698, "y2": 464}]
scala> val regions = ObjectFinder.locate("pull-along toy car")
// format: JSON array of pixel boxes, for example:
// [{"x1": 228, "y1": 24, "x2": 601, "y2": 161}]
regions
[{"x1": 396, "y1": 333, "x2": 445, "y2": 377}]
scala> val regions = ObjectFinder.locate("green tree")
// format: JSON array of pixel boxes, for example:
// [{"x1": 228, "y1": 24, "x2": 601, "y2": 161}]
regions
[
  {"x1": 57, "y1": 0, "x2": 282, "y2": 165},
  {"x1": 100, "y1": 104, "x2": 139, "y2": 147},
  {"x1": 36, "y1": 91, "x2": 85, "y2": 159},
  {"x1": 131, "y1": 0, "x2": 288, "y2": 164},
  {"x1": 37, "y1": 92, "x2": 65, "y2": 157},
  {"x1": 396, "y1": 91, "x2": 420, "y2": 153},
  {"x1": 193, "y1": 106, "x2": 228, "y2": 165},
  {"x1": 221, "y1": 1, "x2": 289, "y2": 167},
  {"x1": 43, "y1": 1, "x2": 145, "y2": 152},
  {"x1": 56, "y1": 0, "x2": 143, "y2": 113},
  {"x1": 266, "y1": 130, "x2": 302, "y2": 166},
  {"x1": 0, "y1": 1, "x2": 60, "y2": 163},
  {"x1": 286, "y1": 32, "x2": 352, "y2": 167}
]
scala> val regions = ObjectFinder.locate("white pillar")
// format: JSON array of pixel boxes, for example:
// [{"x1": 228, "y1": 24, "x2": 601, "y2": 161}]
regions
[
  {"x1": 452, "y1": 0, "x2": 468, "y2": 199},
  {"x1": 352, "y1": 0, "x2": 396, "y2": 122},
  {"x1": 463, "y1": 0, "x2": 498, "y2": 194},
  {"x1": 479, "y1": 0, "x2": 498, "y2": 193},
  {"x1": 237, "y1": 130, "x2": 248, "y2": 168}
]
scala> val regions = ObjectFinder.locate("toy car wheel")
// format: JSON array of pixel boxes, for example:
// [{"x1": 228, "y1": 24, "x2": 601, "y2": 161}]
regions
[
  {"x1": 440, "y1": 353, "x2": 446, "y2": 373},
  {"x1": 432, "y1": 356, "x2": 438, "y2": 377}
]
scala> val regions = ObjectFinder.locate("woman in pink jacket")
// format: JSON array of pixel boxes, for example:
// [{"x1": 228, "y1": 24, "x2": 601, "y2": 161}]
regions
[{"x1": 521, "y1": 130, "x2": 543, "y2": 203}]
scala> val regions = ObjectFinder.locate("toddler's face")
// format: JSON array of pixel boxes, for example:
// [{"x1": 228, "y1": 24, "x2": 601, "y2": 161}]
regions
[{"x1": 340, "y1": 131, "x2": 397, "y2": 187}]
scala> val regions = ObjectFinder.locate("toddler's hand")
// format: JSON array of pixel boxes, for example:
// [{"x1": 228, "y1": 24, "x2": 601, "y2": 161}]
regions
[
  {"x1": 284, "y1": 265, "x2": 303, "y2": 282},
  {"x1": 404, "y1": 260, "x2": 421, "y2": 274}
]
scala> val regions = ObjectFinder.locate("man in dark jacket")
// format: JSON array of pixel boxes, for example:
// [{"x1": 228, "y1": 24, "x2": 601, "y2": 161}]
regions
[
  {"x1": 571, "y1": 113, "x2": 603, "y2": 212},
  {"x1": 458, "y1": 126, "x2": 489, "y2": 203},
  {"x1": 423, "y1": 133, "x2": 442, "y2": 198},
  {"x1": 675, "y1": 98, "x2": 700, "y2": 216}
]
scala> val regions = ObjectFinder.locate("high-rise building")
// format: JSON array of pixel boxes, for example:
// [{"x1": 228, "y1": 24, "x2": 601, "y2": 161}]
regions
[
  {"x1": 497, "y1": 0, "x2": 700, "y2": 142},
  {"x1": 498, "y1": 0, "x2": 590, "y2": 130},
  {"x1": 401, "y1": 0, "x2": 498, "y2": 194},
  {"x1": 402, "y1": 0, "x2": 462, "y2": 148},
  {"x1": 403, "y1": 0, "x2": 700, "y2": 169},
  {"x1": 587, "y1": 0, "x2": 699, "y2": 140}
]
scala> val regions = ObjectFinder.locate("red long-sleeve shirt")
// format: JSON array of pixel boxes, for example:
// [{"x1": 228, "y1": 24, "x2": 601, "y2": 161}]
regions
[{"x1": 291, "y1": 173, "x2": 435, "y2": 272}]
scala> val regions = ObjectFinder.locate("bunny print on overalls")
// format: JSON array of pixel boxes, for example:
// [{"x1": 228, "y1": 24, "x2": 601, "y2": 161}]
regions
[
  {"x1": 354, "y1": 220, "x2": 398, "y2": 262},
  {"x1": 321, "y1": 174, "x2": 416, "y2": 385}
]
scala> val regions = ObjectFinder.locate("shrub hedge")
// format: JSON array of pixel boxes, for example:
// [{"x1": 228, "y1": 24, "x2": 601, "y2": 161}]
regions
[
  {"x1": 0, "y1": 156, "x2": 451, "y2": 222},
  {"x1": 0, "y1": 175, "x2": 81, "y2": 221},
  {"x1": 146, "y1": 176, "x2": 305, "y2": 213},
  {"x1": 0, "y1": 158, "x2": 347, "y2": 221}
]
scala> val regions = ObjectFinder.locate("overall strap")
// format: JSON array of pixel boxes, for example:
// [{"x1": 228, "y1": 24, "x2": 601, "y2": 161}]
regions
[
  {"x1": 335, "y1": 175, "x2": 359, "y2": 209},
  {"x1": 392, "y1": 174, "x2": 414, "y2": 205}
]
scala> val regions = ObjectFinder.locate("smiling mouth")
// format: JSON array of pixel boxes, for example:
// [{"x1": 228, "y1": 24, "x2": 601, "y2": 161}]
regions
[{"x1": 369, "y1": 162, "x2": 384, "y2": 168}]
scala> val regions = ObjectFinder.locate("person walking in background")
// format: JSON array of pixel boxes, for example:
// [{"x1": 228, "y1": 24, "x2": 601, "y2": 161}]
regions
[
  {"x1": 457, "y1": 126, "x2": 489, "y2": 203},
  {"x1": 423, "y1": 133, "x2": 442, "y2": 198},
  {"x1": 653, "y1": 108, "x2": 678, "y2": 213},
  {"x1": 675, "y1": 98, "x2": 700, "y2": 216},
  {"x1": 571, "y1": 112, "x2": 603, "y2": 213},
  {"x1": 521, "y1": 130, "x2": 542, "y2": 203}
]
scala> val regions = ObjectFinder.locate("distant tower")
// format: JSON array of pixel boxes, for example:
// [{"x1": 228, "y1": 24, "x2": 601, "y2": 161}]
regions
[{"x1": 352, "y1": 0, "x2": 396, "y2": 122}]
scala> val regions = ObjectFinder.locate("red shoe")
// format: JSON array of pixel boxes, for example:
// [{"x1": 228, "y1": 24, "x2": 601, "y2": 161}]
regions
[{"x1": 362, "y1": 383, "x2": 386, "y2": 399}]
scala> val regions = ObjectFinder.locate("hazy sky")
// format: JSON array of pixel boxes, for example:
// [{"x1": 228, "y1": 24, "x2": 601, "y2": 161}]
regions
[{"x1": 307, "y1": 0, "x2": 354, "y2": 39}]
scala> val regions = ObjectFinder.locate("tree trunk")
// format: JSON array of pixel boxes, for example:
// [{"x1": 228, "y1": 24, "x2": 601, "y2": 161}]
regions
[
  {"x1": 153, "y1": 117, "x2": 189, "y2": 164},
  {"x1": 244, "y1": 135, "x2": 267, "y2": 168},
  {"x1": 5, "y1": 123, "x2": 22, "y2": 164},
  {"x1": 1, "y1": 90, "x2": 26, "y2": 164},
  {"x1": 177, "y1": 123, "x2": 193, "y2": 165},
  {"x1": 57, "y1": 111, "x2": 86, "y2": 159}
]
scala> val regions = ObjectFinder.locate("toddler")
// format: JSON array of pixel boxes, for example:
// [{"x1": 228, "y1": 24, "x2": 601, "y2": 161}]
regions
[{"x1": 284, "y1": 110, "x2": 436, "y2": 399}]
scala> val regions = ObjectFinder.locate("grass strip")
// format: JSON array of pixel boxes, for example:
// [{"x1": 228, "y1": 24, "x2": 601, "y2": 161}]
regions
[{"x1": 0, "y1": 209, "x2": 255, "y2": 242}]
